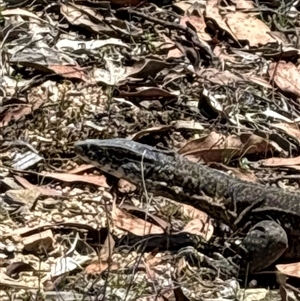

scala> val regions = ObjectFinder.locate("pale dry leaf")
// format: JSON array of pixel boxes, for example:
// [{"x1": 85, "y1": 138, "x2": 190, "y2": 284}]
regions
[
  {"x1": 50, "y1": 257, "x2": 83, "y2": 277},
  {"x1": 5, "y1": 189, "x2": 41, "y2": 207},
  {"x1": 1, "y1": 8, "x2": 45, "y2": 23},
  {"x1": 269, "y1": 61, "x2": 300, "y2": 97},
  {"x1": 174, "y1": 120, "x2": 204, "y2": 131},
  {"x1": 0, "y1": 271, "x2": 38, "y2": 289},
  {"x1": 60, "y1": 3, "x2": 112, "y2": 34},
  {"x1": 167, "y1": 48, "x2": 184, "y2": 59},
  {"x1": 126, "y1": 59, "x2": 175, "y2": 79},
  {"x1": 225, "y1": 12, "x2": 277, "y2": 46}
]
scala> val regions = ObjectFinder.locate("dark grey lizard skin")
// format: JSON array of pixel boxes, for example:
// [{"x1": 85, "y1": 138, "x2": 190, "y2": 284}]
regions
[{"x1": 74, "y1": 139, "x2": 300, "y2": 272}]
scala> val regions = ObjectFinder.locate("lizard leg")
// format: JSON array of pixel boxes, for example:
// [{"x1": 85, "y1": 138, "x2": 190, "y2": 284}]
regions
[{"x1": 239, "y1": 220, "x2": 288, "y2": 272}]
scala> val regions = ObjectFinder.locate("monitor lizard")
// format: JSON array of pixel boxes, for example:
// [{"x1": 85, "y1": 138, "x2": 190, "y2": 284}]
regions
[{"x1": 74, "y1": 138, "x2": 300, "y2": 273}]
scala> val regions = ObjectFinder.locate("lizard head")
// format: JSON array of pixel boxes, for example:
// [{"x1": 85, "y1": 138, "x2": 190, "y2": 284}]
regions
[{"x1": 74, "y1": 139, "x2": 174, "y2": 184}]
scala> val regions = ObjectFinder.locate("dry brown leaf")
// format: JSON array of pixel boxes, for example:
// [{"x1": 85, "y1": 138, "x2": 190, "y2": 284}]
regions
[
  {"x1": 244, "y1": 74, "x2": 273, "y2": 89},
  {"x1": 85, "y1": 260, "x2": 120, "y2": 274},
  {"x1": 23, "y1": 229, "x2": 54, "y2": 252},
  {"x1": 48, "y1": 65, "x2": 88, "y2": 81},
  {"x1": 182, "y1": 219, "x2": 213, "y2": 240},
  {"x1": 14, "y1": 175, "x2": 62, "y2": 196},
  {"x1": 180, "y1": 14, "x2": 211, "y2": 42},
  {"x1": 230, "y1": 0, "x2": 255, "y2": 9},
  {"x1": 211, "y1": 163, "x2": 259, "y2": 183},
  {"x1": 118, "y1": 179, "x2": 137, "y2": 193},
  {"x1": 68, "y1": 164, "x2": 95, "y2": 174},
  {"x1": 205, "y1": 0, "x2": 238, "y2": 43},
  {"x1": 269, "y1": 61, "x2": 300, "y2": 97},
  {"x1": 130, "y1": 125, "x2": 173, "y2": 140},
  {"x1": 0, "y1": 97, "x2": 44, "y2": 127},
  {"x1": 41, "y1": 171, "x2": 109, "y2": 187},
  {"x1": 99, "y1": 233, "x2": 115, "y2": 262},
  {"x1": 126, "y1": 59, "x2": 175, "y2": 79},
  {"x1": 105, "y1": 0, "x2": 141, "y2": 5},
  {"x1": 196, "y1": 68, "x2": 242, "y2": 85},
  {"x1": 259, "y1": 156, "x2": 300, "y2": 167},
  {"x1": 6, "y1": 262, "x2": 35, "y2": 278},
  {"x1": 112, "y1": 203, "x2": 164, "y2": 236},
  {"x1": 118, "y1": 87, "x2": 176, "y2": 99},
  {"x1": 2, "y1": 8, "x2": 45, "y2": 22},
  {"x1": 0, "y1": 271, "x2": 37, "y2": 289},
  {"x1": 121, "y1": 204, "x2": 170, "y2": 230},
  {"x1": 272, "y1": 123, "x2": 300, "y2": 143},
  {"x1": 276, "y1": 262, "x2": 300, "y2": 278},
  {"x1": 225, "y1": 12, "x2": 277, "y2": 46},
  {"x1": 178, "y1": 203, "x2": 214, "y2": 240},
  {"x1": 178, "y1": 131, "x2": 273, "y2": 163},
  {"x1": 5, "y1": 189, "x2": 41, "y2": 208}
]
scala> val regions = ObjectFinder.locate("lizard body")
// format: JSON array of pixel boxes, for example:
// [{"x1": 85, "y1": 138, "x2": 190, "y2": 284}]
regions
[{"x1": 74, "y1": 139, "x2": 299, "y2": 271}]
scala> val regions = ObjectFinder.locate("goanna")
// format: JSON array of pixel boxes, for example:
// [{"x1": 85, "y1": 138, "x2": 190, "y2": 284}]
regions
[{"x1": 74, "y1": 138, "x2": 300, "y2": 272}]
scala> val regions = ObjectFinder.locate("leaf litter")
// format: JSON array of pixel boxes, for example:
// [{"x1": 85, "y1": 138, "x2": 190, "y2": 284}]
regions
[{"x1": 1, "y1": 0, "x2": 300, "y2": 300}]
